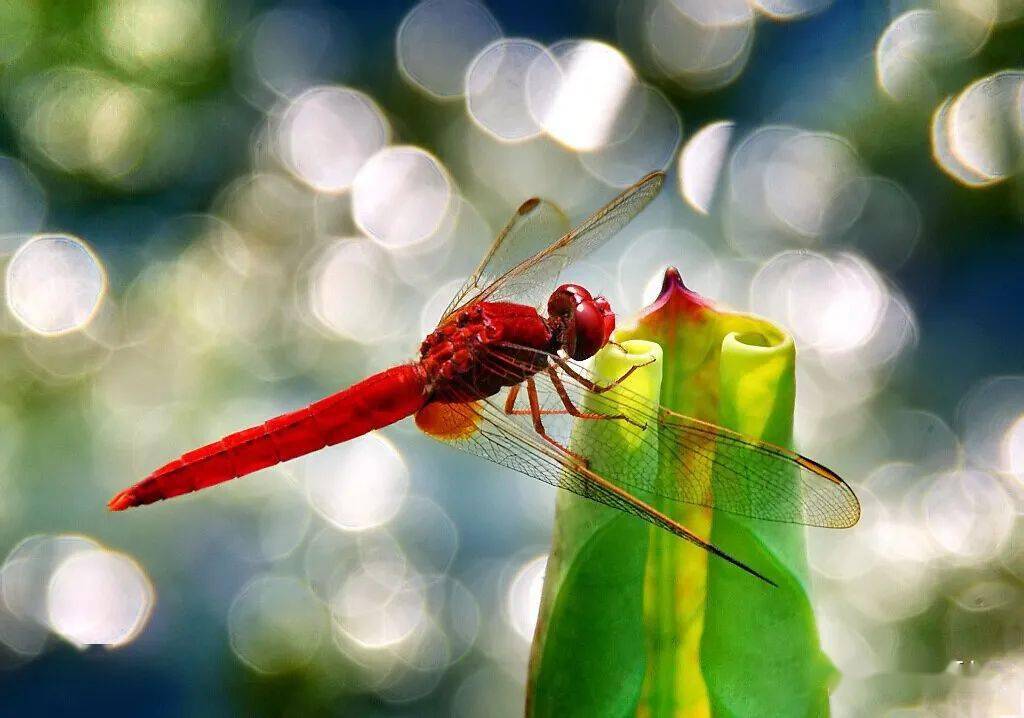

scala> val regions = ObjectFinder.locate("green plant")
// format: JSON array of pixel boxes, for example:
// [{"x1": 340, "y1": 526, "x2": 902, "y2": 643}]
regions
[{"x1": 527, "y1": 268, "x2": 835, "y2": 717}]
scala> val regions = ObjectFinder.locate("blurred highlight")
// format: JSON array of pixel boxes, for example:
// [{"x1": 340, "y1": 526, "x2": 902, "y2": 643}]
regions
[{"x1": 0, "y1": 1, "x2": 1021, "y2": 715}]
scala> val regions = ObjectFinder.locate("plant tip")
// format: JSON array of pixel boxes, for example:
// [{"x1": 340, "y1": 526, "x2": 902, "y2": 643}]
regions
[{"x1": 661, "y1": 266, "x2": 686, "y2": 292}]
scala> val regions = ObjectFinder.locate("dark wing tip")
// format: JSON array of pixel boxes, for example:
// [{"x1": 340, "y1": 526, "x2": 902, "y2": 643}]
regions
[
  {"x1": 640, "y1": 170, "x2": 666, "y2": 189},
  {"x1": 518, "y1": 197, "x2": 541, "y2": 215}
]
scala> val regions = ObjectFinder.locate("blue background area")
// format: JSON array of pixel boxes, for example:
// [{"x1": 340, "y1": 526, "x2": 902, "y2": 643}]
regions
[{"x1": 1, "y1": 1, "x2": 1022, "y2": 715}]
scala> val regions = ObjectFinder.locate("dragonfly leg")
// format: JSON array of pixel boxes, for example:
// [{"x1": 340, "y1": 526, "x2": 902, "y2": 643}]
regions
[
  {"x1": 504, "y1": 380, "x2": 581, "y2": 418},
  {"x1": 504, "y1": 383, "x2": 521, "y2": 414},
  {"x1": 545, "y1": 367, "x2": 647, "y2": 431},
  {"x1": 523, "y1": 377, "x2": 590, "y2": 466},
  {"x1": 552, "y1": 354, "x2": 656, "y2": 395}
]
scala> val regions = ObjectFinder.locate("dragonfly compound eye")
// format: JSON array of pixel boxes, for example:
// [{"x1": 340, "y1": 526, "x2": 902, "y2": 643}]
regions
[
  {"x1": 548, "y1": 284, "x2": 615, "y2": 360},
  {"x1": 593, "y1": 295, "x2": 615, "y2": 346},
  {"x1": 570, "y1": 299, "x2": 614, "y2": 360},
  {"x1": 547, "y1": 284, "x2": 593, "y2": 317}
]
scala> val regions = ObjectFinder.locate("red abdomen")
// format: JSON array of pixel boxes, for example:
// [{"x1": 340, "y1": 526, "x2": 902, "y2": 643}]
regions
[{"x1": 109, "y1": 364, "x2": 427, "y2": 510}]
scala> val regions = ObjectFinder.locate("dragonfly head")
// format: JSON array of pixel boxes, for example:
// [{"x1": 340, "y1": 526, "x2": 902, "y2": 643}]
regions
[{"x1": 547, "y1": 284, "x2": 615, "y2": 360}]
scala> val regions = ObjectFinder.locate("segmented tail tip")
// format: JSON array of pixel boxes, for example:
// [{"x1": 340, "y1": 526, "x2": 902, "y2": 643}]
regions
[{"x1": 107, "y1": 489, "x2": 137, "y2": 512}]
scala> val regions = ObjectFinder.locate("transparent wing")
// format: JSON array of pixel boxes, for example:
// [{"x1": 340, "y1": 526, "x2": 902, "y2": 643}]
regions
[
  {"x1": 414, "y1": 391, "x2": 778, "y2": 585},
  {"x1": 465, "y1": 344, "x2": 862, "y2": 529},
  {"x1": 438, "y1": 172, "x2": 664, "y2": 325},
  {"x1": 439, "y1": 197, "x2": 570, "y2": 323}
]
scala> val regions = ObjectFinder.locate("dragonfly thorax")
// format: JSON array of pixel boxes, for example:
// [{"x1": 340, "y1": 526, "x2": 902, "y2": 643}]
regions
[{"x1": 419, "y1": 302, "x2": 554, "y2": 400}]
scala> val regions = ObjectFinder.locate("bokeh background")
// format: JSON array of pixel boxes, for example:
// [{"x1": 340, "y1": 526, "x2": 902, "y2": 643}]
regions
[{"x1": 0, "y1": 0, "x2": 1023, "y2": 715}]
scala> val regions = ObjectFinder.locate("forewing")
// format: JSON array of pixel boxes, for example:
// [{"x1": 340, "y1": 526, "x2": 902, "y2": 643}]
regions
[
  {"x1": 475, "y1": 345, "x2": 861, "y2": 529},
  {"x1": 438, "y1": 172, "x2": 664, "y2": 324},
  {"x1": 439, "y1": 197, "x2": 570, "y2": 323}
]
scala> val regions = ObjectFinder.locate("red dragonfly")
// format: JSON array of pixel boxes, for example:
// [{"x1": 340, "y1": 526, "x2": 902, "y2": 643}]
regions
[{"x1": 109, "y1": 172, "x2": 860, "y2": 585}]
